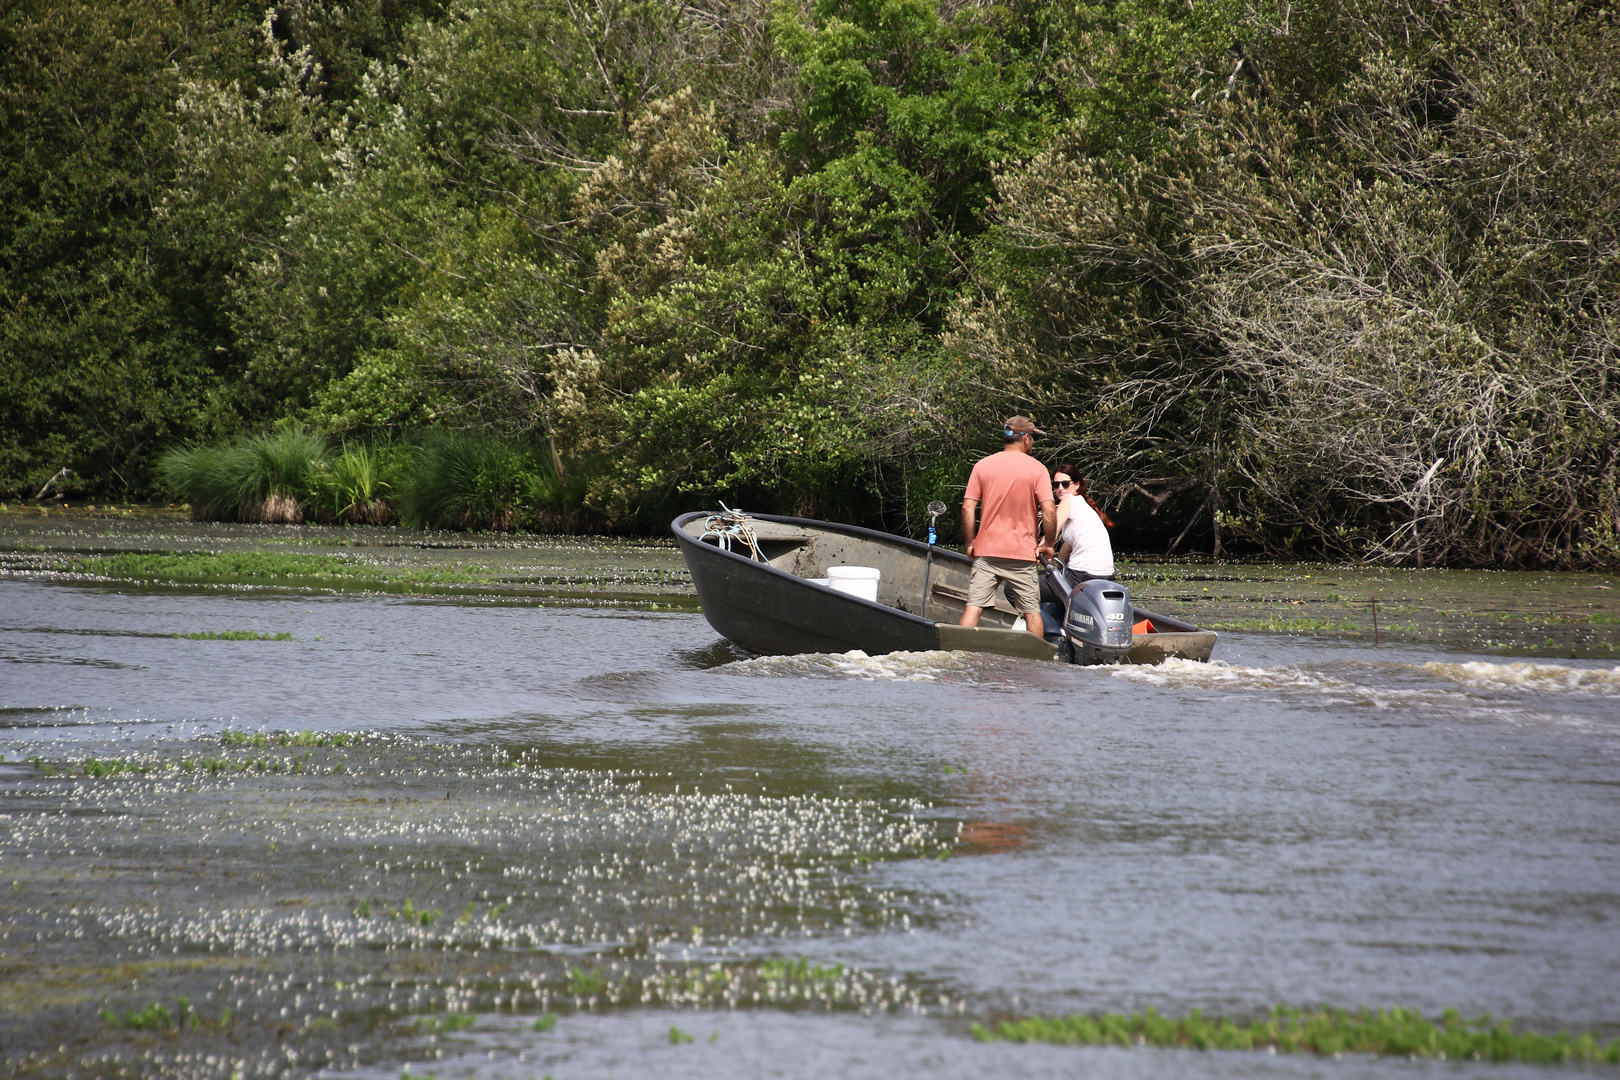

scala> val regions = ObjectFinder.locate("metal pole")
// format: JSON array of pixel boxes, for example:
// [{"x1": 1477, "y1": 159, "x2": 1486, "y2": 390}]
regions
[{"x1": 921, "y1": 500, "x2": 946, "y2": 619}]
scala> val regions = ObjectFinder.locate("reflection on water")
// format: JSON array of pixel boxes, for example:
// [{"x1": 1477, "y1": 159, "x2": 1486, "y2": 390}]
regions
[
  {"x1": 956, "y1": 822, "x2": 1030, "y2": 855},
  {"x1": 2, "y1": 577, "x2": 1618, "y2": 1079}
]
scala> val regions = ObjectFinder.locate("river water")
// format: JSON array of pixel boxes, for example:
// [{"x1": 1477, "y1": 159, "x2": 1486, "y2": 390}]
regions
[{"x1": 2, "y1": 515, "x2": 1619, "y2": 1079}]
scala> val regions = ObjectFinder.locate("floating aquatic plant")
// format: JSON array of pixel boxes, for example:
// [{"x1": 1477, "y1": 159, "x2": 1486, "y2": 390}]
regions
[
  {"x1": 174, "y1": 629, "x2": 293, "y2": 640},
  {"x1": 758, "y1": 958, "x2": 845, "y2": 986},
  {"x1": 531, "y1": 1012, "x2": 558, "y2": 1032},
  {"x1": 568, "y1": 966, "x2": 608, "y2": 995},
  {"x1": 76, "y1": 551, "x2": 490, "y2": 587},
  {"x1": 100, "y1": 1002, "x2": 172, "y2": 1030},
  {"x1": 973, "y1": 1006, "x2": 1620, "y2": 1064},
  {"x1": 99, "y1": 997, "x2": 207, "y2": 1031},
  {"x1": 221, "y1": 729, "x2": 360, "y2": 748},
  {"x1": 413, "y1": 1014, "x2": 474, "y2": 1034},
  {"x1": 81, "y1": 758, "x2": 148, "y2": 778},
  {"x1": 395, "y1": 898, "x2": 441, "y2": 927},
  {"x1": 1204, "y1": 617, "x2": 1360, "y2": 633},
  {"x1": 28, "y1": 750, "x2": 334, "y2": 778},
  {"x1": 86, "y1": 551, "x2": 358, "y2": 580}
]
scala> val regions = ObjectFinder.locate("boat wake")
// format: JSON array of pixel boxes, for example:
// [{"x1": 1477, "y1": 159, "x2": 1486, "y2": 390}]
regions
[
  {"x1": 1097, "y1": 656, "x2": 1350, "y2": 692},
  {"x1": 1077, "y1": 654, "x2": 1620, "y2": 734},
  {"x1": 1420, "y1": 660, "x2": 1620, "y2": 696},
  {"x1": 1093, "y1": 656, "x2": 1620, "y2": 697},
  {"x1": 720, "y1": 649, "x2": 978, "y2": 682}
]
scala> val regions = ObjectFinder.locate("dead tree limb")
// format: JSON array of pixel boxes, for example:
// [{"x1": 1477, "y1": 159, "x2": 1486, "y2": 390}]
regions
[{"x1": 35, "y1": 467, "x2": 75, "y2": 501}]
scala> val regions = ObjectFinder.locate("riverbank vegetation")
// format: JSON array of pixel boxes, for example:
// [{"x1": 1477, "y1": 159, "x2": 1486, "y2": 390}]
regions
[
  {"x1": 3, "y1": 0, "x2": 1615, "y2": 567},
  {"x1": 154, "y1": 424, "x2": 588, "y2": 530}
]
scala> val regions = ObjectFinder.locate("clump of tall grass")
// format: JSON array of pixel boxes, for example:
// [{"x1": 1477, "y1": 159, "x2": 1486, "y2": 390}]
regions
[
  {"x1": 396, "y1": 432, "x2": 538, "y2": 532},
  {"x1": 157, "y1": 425, "x2": 326, "y2": 523},
  {"x1": 310, "y1": 441, "x2": 408, "y2": 524},
  {"x1": 523, "y1": 461, "x2": 594, "y2": 533},
  {"x1": 973, "y1": 1006, "x2": 1620, "y2": 1064}
]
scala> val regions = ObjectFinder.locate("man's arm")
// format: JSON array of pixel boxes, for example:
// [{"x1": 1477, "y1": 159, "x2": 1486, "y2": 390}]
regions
[
  {"x1": 961, "y1": 499, "x2": 979, "y2": 558},
  {"x1": 1038, "y1": 498, "x2": 1057, "y2": 560}
]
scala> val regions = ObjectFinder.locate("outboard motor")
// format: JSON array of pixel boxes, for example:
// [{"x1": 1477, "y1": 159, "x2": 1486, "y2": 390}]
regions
[{"x1": 1062, "y1": 578, "x2": 1135, "y2": 665}]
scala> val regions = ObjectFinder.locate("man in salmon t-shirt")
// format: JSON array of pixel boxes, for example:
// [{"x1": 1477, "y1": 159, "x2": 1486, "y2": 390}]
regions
[{"x1": 959, "y1": 416, "x2": 1057, "y2": 638}]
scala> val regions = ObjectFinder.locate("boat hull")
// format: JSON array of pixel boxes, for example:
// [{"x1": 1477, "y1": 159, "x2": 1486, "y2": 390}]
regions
[
  {"x1": 682, "y1": 536, "x2": 940, "y2": 656},
  {"x1": 675, "y1": 511, "x2": 946, "y2": 656},
  {"x1": 673, "y1": 512, "x2": 1213, "y2": 665},
  {"x1": 1126, "y1": 627, "x2": 1218, "y2": 664}
]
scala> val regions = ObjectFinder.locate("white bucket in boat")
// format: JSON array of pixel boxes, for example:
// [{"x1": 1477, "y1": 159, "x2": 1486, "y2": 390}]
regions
[{"x1": 825, "y1": 565, "x2": 881, "y2": 603}]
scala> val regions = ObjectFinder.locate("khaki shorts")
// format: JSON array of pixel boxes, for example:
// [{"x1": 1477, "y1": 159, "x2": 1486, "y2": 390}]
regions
[{"x1": 968, "y1": 556, "x2": 1042, "y2": 614}]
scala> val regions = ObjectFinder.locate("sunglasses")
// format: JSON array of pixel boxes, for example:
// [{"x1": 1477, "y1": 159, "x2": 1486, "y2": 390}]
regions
[{"x1": 1053, "y1": 479, "x2": 1073, "y2": 489}]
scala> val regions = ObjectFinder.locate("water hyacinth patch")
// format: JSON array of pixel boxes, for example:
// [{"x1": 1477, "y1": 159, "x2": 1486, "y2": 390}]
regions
[
  {"x1": 100, "y1": 998, "x2": 214, "y2": 1031},
  {"x1": 85, "y1": 551, "x2": 359, "y2": 580},
  {"x1": 972, "y1": 1006, "x2": 1620, "y2": 1064},
  {"x1": 412, "y1": 1014, "x2": 474, "y2": 1034},
  {"x1": 221, "y1": 729, "x2": 361, "y2": 748},
  {"x1": 568, "y1": 966, "x2": 609, "y2": 996},
  {"x1": 76, "y1": 551, "x2": 491, "y2": 587},
  {"x1": 394, "y1": 898, "x2": 442, "y2": 927},
  {"x1": 81, "y1": 758, "x2": 151, "y2": 778},
  {"x1": 758, "y1": 958, "x2": 845, "y2": 987},
  {"x1": 174, "y1": 629, "x2": 293, "y2": 640}
]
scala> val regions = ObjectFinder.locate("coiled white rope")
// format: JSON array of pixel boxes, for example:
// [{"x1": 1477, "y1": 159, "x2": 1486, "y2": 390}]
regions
[{"x1": 698, "y1": 507, "x2": 765, "y2": 561}]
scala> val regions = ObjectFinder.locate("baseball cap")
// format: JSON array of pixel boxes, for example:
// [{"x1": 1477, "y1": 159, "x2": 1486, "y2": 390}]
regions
[{"x1": 1003, "y1": 416, "x2": 1046, "y2": 436}]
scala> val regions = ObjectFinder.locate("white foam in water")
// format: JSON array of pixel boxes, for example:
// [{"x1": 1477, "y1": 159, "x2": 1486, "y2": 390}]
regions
[
  {"x1": 1083, "y1": 654, "x2": 1620, "y2": 730},
  {"x1": 1421, "y1": 660, "x2": 1620, "y2": 696},
  {"x1": 1095, "y1": 657, "x2": 1352, "y2": 693},
  {"x1": 722, "y1": 649, "x2": 975, "y2": 682}
]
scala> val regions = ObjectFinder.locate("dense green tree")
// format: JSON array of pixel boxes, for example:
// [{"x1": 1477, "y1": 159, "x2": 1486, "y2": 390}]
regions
[
  {"x1": 2, "y1": 0, "x2": 1612, "y2": 563},
  {"x1": 0, "y1": 0, "x2": 261, "y2": 497},
  {"x1": 959, "y1": 0, "x2": 1620, "y2": 565}
]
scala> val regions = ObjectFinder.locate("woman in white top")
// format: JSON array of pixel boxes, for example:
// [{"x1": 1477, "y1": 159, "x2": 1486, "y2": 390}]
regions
[{"x1": 1051, "y1": 465, "x2": 1114, "y2": 578}]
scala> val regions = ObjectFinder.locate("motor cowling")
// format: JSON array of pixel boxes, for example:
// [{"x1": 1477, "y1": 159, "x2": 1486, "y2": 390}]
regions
[{"x1": 1065, "y1": 579, "x2": 1133, "y2": 662}]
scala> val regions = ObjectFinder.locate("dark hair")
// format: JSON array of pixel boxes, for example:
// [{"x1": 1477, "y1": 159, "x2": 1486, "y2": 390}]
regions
[{"x1": 1052, "y1": 467, "x2": 1115, "y2": 530}]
